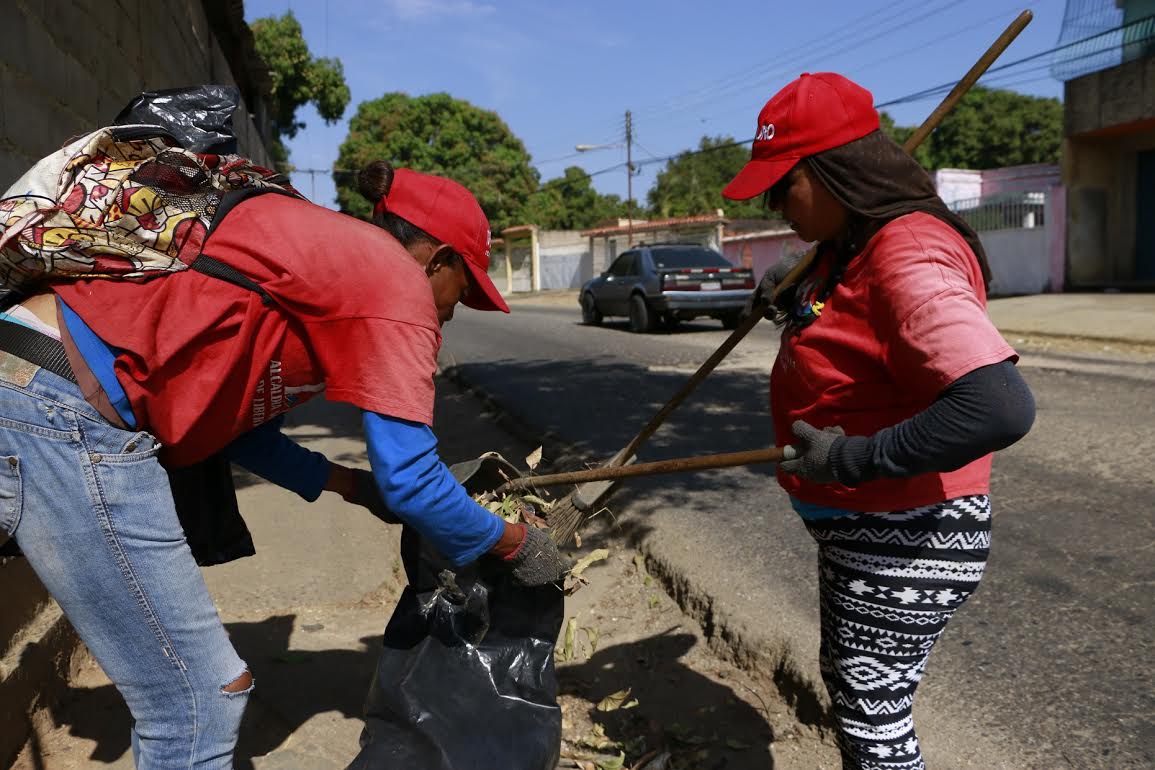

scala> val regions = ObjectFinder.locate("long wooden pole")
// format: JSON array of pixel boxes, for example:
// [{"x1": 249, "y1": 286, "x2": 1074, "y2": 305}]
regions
[{"x1": 497, "y1": 447, "x2": 786, "y2": 493}]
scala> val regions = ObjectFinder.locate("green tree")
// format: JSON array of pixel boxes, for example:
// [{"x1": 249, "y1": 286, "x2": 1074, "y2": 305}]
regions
[
  {"x1": 520, "y1": 166, "x2": 631, "y2": 229},
  {"x1": 647, "y1": 136, "x2": 768, "y2": 220},
  {"x1": 335, "y1": 93, "x2": 539, "y2": 231},
  {"x1": 251, "y1": 12, "x2": 351, "y2": 170},
  {"x1": 924, "y1": 87, "x2": 1062, "y2": 169}
]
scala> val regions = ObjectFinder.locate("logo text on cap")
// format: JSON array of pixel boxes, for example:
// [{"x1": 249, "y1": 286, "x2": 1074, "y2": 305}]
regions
[{"x1": 755, "y1": 123, "x2": 776, "y2": 142}]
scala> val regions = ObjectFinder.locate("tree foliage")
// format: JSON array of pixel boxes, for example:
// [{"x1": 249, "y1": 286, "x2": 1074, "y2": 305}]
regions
[
  {"x1": 881, "y1": 87, "x2": 1062, "y2": 170},
  {"x1": 336, "y1": 93, "x2": 539, "y2": 231},
  {"x1": 647, "y1": 136, "x2": 768, "y2": 220},
  {"x1": 925, "y1": 87, "x2": 1062, "y2": 169},
  {"x1": 520, "y1": 166, "x2": 631, "y2": 229},
  {"x1": 251, "y1": 12, "x2": 351, "y2": 169}
]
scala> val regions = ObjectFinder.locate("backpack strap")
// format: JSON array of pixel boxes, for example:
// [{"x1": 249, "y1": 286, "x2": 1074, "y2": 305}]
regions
[
  {"x1": 189, "y1": 186, "x2": 303, "y2": 307},
  {"x1": 189, "y1": 254, "x2": 275, "y2": 307}
]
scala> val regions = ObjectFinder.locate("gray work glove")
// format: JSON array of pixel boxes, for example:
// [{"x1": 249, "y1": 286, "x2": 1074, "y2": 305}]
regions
[
  {"x1": 744, "y1": 250, "x2": 805, "y2": 319},
  {"x1": 503, "y1": 525, "x2": 571, "y2": 587},
  {"x1": 779, "y1": 420, "x2": 846, "y2": 484},
  {"x1": 348, "y1": 468, "x2": 400, "y2": 524}
]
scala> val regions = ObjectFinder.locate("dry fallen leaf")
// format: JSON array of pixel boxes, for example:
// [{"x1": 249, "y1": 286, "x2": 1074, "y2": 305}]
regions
[
  {"x1": 519, "y1": 504, "x2": 551, "y2": 530},
  {"x1": 596, "y1": 688, "x2": 634, "y2": 712},
  {"x1": 563, "y1": 548, "x2": 609, "y2": 595},
  {"x1": 581, "y1": 626, "x2": 600, "y2": 655},
  {"x1": 561, "y1": 617, "x2": 577, "y2": 662},
  {"x1": 525, "y1": 446, "x2": 543, "y2": 470}
]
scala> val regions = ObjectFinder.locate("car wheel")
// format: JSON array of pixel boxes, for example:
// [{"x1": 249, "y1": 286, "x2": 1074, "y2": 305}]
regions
[
  {"x1": 628, "y1": 294, "x2": 654, "y2": 333},
  {"x1": 581, "y1": 293, "x2": 603, "y2": 325},
  {"x1": 660, "y1": 313, "x2": 681, "y2": 330},
  {"x1": 721, "y1": 311, "x2": 742, "y2": 330}
]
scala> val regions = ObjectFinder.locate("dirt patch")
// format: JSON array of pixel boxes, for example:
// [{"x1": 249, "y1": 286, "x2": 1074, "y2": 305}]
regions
[{"x1": 555, "y1": 546, "x2": 835, "y2": 770}]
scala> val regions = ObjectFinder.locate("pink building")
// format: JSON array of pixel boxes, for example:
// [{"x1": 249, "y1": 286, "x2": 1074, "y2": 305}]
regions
[{"x1": 721, "y1": 227, "x2": 808, "y2": 279}]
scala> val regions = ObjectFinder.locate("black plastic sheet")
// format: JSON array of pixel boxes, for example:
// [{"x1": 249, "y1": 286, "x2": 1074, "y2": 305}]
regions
[
  {"x1": 114, "y1": 84, "x2": 241, "y2": 154},
  {"x1": 349, "y1": 454, "x2": 564, "y2": 770}
]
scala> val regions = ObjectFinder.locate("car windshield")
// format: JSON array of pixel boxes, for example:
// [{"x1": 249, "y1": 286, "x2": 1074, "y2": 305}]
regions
[{"x1": 649, "y1": 247, "x2": 731, "y2": 269}]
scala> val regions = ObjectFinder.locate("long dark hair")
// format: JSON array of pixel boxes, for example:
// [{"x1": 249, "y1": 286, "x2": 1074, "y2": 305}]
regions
[{"x1": 357, "y1": 160, "x2": 438, "y2": 249}]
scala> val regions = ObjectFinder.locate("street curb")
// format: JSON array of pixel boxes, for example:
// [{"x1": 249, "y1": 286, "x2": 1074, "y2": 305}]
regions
[
  {"x1": 437, "y1": 363, "x2": 835, "y2": 734},
  {"x1": 996, "y1": 327, "x2": 1155, "y2": 352}
]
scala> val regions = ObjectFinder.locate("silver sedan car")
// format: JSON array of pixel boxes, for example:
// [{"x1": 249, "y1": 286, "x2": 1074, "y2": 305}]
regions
[{"x1": 580, "y1": 244, "x2": 755, "y2": 332}]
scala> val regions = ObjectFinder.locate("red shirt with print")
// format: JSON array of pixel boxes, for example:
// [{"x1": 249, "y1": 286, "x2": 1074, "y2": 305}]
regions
[
  {"x1": 772, "y1": 212, "x2": 1016, "y2": 511},
  {"x1": 54, "y1": 194, "x2": 441, "y2": 467}
]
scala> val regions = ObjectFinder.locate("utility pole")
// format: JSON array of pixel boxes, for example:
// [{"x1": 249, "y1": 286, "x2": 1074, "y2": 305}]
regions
[{"x1": 625, "y1": 109, "x2": 634, "y2": 245}]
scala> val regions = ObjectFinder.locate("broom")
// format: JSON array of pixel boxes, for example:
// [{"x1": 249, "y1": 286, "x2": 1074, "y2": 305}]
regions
[{"x1": 543, "y1": 10, "x2": 1034, "y2": 547}]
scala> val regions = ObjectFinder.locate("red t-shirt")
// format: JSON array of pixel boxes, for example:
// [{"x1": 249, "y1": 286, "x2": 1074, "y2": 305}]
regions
[
  {"x1": 54, "y1": 194, "x2": 441, "y2": 467},
  {"x1": 772, "y1": 212, "x2": 1016, "y2": 511}
]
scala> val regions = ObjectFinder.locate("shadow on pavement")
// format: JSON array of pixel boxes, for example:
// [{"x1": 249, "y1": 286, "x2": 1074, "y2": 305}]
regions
[
  {"x1": 559, "y1": 631, "x2": 776, "y2": 769},
  {"x1": 29, "y1": 616, "x2": 385, "y2": 769}
]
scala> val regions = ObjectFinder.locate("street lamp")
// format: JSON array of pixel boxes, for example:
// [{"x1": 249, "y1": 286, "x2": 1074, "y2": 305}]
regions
[{"x1": 576, "y1": 110, "x2": 636, "y2": 244}]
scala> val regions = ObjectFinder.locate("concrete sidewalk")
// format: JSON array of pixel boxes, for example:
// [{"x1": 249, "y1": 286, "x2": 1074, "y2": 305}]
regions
[
  {"x1": 506, "y1": 289, "x2": 1155, "y2": 347},
  {"x1": 987, "y1": 293, "x2": 1155, "y2": 346}
]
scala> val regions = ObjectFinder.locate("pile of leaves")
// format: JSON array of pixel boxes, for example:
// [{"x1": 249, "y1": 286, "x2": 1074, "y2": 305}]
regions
[{"x1": 472, "y1": 447, "x2": 608, "y2": 595}]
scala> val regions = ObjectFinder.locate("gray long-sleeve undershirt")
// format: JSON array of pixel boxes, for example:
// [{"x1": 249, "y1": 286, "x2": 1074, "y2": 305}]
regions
[{"x1": 829, "y1": 359, "x2": 1035, "y2": 487}]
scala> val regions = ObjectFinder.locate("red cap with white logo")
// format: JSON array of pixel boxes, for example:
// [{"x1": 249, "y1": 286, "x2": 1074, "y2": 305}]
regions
[
  {"x1": 375, "y1": 169, "x2": 509, "y2": 313},
  {"x1": 722, "y1": 72, "x2": 880, "y2": 201}
]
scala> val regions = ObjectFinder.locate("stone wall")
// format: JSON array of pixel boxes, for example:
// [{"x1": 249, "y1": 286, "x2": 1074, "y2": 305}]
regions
[{"x1": 0, "y1": 0, "x2": 272, "y2": 190}]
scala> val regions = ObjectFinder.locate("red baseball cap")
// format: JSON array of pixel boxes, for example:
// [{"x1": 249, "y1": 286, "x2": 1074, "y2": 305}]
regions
[
  {"x1": 723, "y1": 72, "x2": 880, "y2": 201},
  {"x1": 375, "y1": 168, "x2": 509, "y2": 313}
]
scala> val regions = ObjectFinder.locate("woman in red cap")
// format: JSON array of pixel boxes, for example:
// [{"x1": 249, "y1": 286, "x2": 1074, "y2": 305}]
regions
[
  {"x1": 724, "y1": 73, "x2": 1035, "y2": 768},
  {"x1": 0, "y1": 159, "x2": 567, "y2": 767}
]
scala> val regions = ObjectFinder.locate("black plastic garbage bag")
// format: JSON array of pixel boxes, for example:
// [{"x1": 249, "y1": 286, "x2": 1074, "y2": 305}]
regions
[
  {"x1": 348, "y1": 453, "x2": 564, "y2": 770},
  {"x1": 114, "y1": 84, "x2": 242, "y2": 154}
]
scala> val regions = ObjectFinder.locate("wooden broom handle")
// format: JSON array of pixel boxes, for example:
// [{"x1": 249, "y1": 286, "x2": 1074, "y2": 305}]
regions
[
  {"x1": 609, "y1": 10, "x2": 1033, "y2": 470},
  {"x1": 497, "y1": 447, "x2": 787, "y2": 493}
]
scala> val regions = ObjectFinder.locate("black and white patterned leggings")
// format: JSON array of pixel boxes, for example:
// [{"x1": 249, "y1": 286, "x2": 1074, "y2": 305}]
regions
[{"x1": 803, "y1": 495, "x2": 992, "y2": 770}]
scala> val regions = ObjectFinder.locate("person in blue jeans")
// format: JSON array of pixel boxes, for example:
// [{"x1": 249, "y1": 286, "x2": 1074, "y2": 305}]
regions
[{"x1": 0, "y1": 161, "x2": 568, "y2": 768}]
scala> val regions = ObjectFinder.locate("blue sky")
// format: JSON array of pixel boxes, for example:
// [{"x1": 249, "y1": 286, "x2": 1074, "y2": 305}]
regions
[{"x1": 243, "y1": 0, "x2": 1069, "y2": 210}]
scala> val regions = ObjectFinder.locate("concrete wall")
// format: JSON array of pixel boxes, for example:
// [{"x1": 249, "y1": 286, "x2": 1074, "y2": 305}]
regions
[
  {"x1": 1063, "y1": 54, "x2": 1155, "y2": 286},
  {"x1": 1065, "y1": 52, "x2": 1155, "y2": 138},
  {"x1": 982, "y1": 228, "x2": 1051, "y2": 296},
  {"x1": 538, "y1": 230, "x2": 591, "y2": 289},
  {"x1": 0, "y1": 1, "x2": 272, "y2": 765},
  {"x1": 509, "y1": 240, "x2": 533, "y2": 293},
  {"x1": 934, "y1": 169, "x2": 983, "y2": 206},
  {"x1": 0, "y1": 0, "x2": 272, "y2": 191}
]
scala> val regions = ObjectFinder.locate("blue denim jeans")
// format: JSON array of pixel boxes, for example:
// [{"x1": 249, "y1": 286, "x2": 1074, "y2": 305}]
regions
[{"x1": 0, "y1": 361, "x2": 250, "y2": 768}]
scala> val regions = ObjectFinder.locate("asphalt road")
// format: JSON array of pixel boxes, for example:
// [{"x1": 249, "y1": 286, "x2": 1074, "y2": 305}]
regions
[{"x1": 440, "y1": 300, "x2": 1155, "y2": 770}]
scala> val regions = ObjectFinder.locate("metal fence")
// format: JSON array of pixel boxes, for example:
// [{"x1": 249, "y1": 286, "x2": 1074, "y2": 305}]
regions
[
  {"x1": 949, "y1": 194, "x2": 1047, "y2": 232},
  {"x1": 1051, "y1": 3, "x2": 1155, "y2": 81}
]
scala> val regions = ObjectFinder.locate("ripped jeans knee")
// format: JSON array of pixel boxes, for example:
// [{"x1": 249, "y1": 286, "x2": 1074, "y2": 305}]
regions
[{"x1": 222, "y1": 667, "x2": 254, "y2": 696}]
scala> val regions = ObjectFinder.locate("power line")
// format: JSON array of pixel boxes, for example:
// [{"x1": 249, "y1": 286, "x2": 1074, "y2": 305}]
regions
[
  {"x1": 630, "y1": 0, "x2": 1023, "y2": 138},
  {"x1": 631, "y1": 0, "x2": 926, "y2": 121}
]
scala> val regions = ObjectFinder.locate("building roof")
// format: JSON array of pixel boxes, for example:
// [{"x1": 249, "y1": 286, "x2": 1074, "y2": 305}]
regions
[
  {"x1": 581, "y1": 213, "x2": 727, "y2": 238},
  {"x1": 500, "y1": 224, "x2": 537, "y2": 237},
  {"x1": 722, "y1": 227, "x2": 796, "y2": 242}
]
